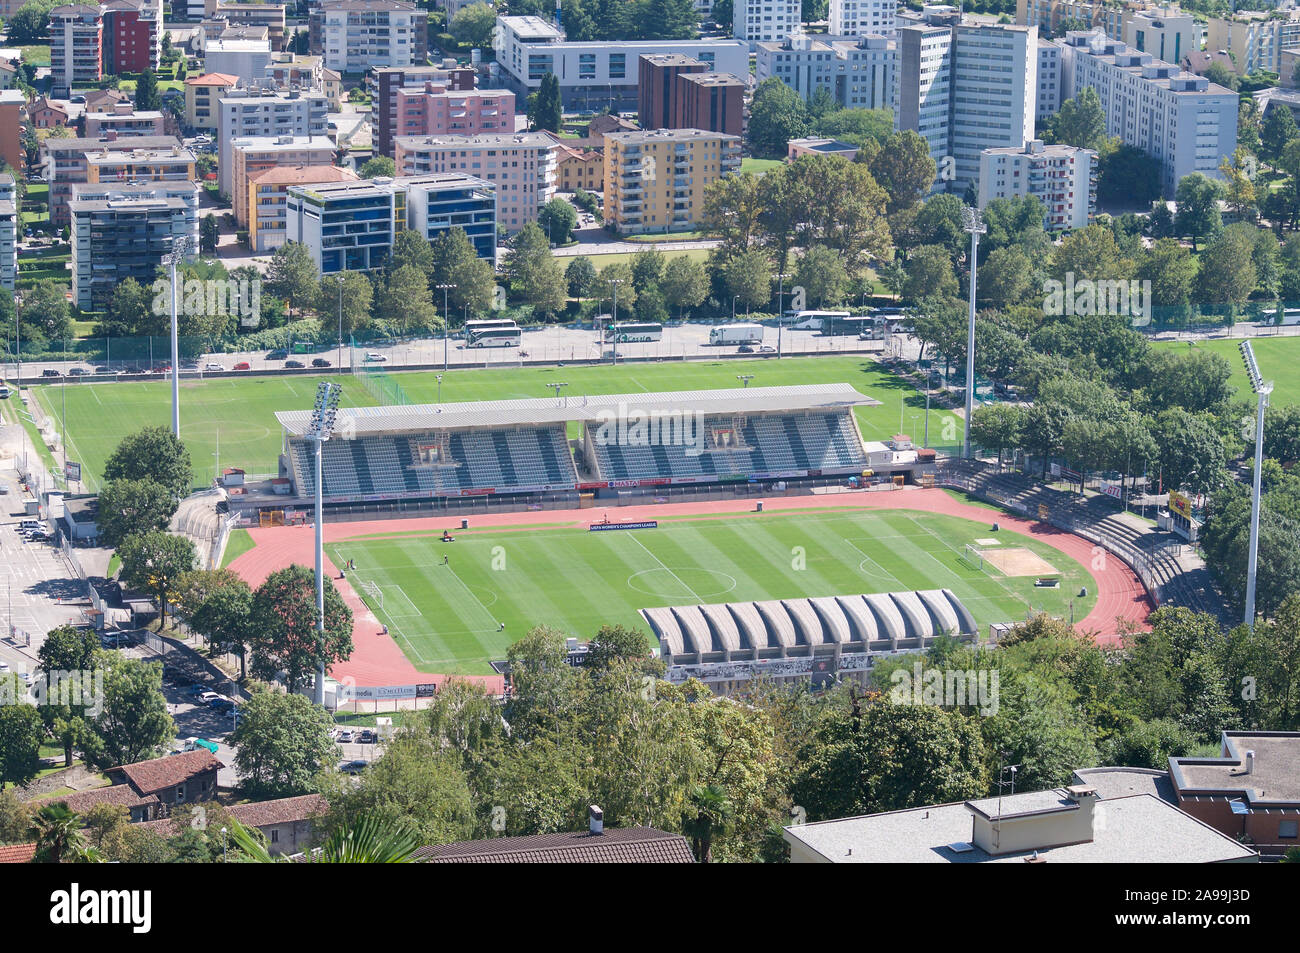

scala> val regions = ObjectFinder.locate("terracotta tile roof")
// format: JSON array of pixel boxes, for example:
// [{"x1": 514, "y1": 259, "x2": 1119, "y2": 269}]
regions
[
  {"x1": 228, "y1": 794, "x2": 328, "y2": 828},
  {"x1": 414, "y1": 826, "x2": 695, "y2": 863},
  {"x1": 110, "y1": 750, "x2": 221, "y2": 795},
  {"x1": 0, "y1": 844, "x2": 36, "y2": 863},
  {"x1": 186, "y1": 72, "x2": 241, "y2": 87},
  {"x1": 32, "y1": 784, "x2": 158, "y2": 814},
  {"x1": 247, "y1": 164, "x2": 356, "y2": 186}
]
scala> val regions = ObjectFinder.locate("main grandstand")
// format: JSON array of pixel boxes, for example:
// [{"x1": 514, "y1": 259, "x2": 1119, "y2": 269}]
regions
[{"x1": 249, "y1": 384, "x2": 921, "y2": 518}]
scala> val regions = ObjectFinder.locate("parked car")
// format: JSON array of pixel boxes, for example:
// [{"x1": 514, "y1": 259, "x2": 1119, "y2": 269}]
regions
[
  {"x1": 759, "y1": 345, "x2": 776, "y2": 353},
  {"x1": 0, "y1": 385, "x2": 10, "y2": 399},
  {"x1": 18, "y1": 521, "x2": 42, "y2": 532},
  {"x1": 198, "y1": 691, "x2": 222, "y2": 705},
  {"x1": 337, "y1": 729, "x2": 355, "y2": 743},
  {"x1": 284, "y1": 360, "x2": 305, "y2": 369},
  {"x1": 737, "y1": 344, "x2": 755, "y2": 353},
  {"x1": 204, "y1": 362, "x2": 224, "y2": 372},
  {"x1": 232, "y1": 361, "x2": 251, "y2": 371},
  {"x1": 339, "y1": 759, "x2": 369, "y2": 775},
  {"x1": 364, "y1": 352, "x2": 387, "y2": 363},
  {"x1": 311, "y1": 358, "x2": 331, "y2": 368},
  {"x1": 24, "y1": 531, "x2": 51, "y2": 542},
  {"x1": 67, "y1": 367, "x2": 89, "y2": 376},
  {"x1": 209, "y1": 698, "x2": 237, "y2": 713},
  {"x1": 357, "y1": 729, "x2": 377, "y2": 744},
  {"x1": 266, "y1": 349, "x2": 288, "y2": 360},
  {"x1": 41, "y1": 369, "x2": 61, "y2": 378}
]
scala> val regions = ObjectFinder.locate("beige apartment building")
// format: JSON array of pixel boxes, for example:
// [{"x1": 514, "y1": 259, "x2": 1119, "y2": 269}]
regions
[
  {"x1": 228, "y1": 134, "x2": 338, "y2": 226},
  {"x1": 601, "y1": 127, "x2": 740, "y2": 235}
]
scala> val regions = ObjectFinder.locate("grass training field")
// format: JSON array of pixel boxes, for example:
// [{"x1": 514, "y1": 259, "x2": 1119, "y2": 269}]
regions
[
  {"x1": 325, "y1": 509, "x2": 1094, "y2": 674},
  {"x1": 29, "y1": 356, "x2": 964, "y2": 492},
  {"x1": 1153, "y1": 336, "x2": 1300, "y2": 409}
]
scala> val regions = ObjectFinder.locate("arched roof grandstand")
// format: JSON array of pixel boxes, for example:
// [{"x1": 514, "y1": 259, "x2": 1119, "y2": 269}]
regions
[
  {"x1": 273, "y1": 384, "x2": 878, "y2": 506},
  {"x1": 643, "y1": 588, "x2": 977, "y2": 669}
]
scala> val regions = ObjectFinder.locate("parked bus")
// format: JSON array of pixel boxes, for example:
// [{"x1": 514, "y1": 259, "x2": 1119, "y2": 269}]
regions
[
  {"x1": 818, "y1": 314, "x2": 878, "y2": 337},
  {"x1": 467, "y1": 325, "x2": 522, "y2": 348},
  {"x1": 464, "y1": 318, "x2": 519, "y2": 338},
  {"x1": 603, "y1": 322, "x2": 663, "y2": 343},
  {"x1": 787, "y1": 310, "x2": 850, "y2": 331}
]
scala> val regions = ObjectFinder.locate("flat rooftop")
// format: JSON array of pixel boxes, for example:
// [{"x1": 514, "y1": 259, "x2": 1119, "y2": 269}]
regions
[
  {"x1": 1171, "y1": 732, "x2": 1300, "y2": 804},
  {"x1": 276, "y1": 383, "x2": 877, "y2": 437},
  {"x1": 784, "y1": 792, "x2": 1257, "y2": 863}
]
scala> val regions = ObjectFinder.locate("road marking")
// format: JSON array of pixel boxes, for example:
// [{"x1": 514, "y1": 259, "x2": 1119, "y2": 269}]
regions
[{"x1": 625, "y1": 533, "x2": 705, "y2": 604}]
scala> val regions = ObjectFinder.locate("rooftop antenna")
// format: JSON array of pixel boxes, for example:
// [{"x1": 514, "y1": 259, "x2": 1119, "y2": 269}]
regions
[{"x1": 995, "y1": 756, "x2": 1020, "y2": 822}]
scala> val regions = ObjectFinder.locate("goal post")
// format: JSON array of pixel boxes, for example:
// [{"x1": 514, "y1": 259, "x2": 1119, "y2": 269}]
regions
[
  {"x1": 960, "y1": 543, "x2": 985, "y2": 572},
  {"x1": 359, "y1": 580, "x2": 383, "y2": 611}
]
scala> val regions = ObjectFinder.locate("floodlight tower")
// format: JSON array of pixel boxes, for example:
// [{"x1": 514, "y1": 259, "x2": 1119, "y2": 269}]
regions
[
  {"x1": 1240, "y1": 341, "x2": 1271, "y2": 631},
  {"x1": 162, "y1": 238, "x2": 191, "y2": 437},
  {"x1": 306, "y1": 381, "x2": 343, "y2": 705},
  {"x1": 960, "y1": 205, "x2": 986, "y2": 459}
]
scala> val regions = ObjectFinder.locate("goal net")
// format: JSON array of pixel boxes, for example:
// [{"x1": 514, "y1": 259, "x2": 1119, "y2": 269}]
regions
[
  {"x1": 960, "y1": 543, "x2": 985, "y2": 572},
  {"x1": 359, "y1": 580, "x2": 384, "y2": 611}
]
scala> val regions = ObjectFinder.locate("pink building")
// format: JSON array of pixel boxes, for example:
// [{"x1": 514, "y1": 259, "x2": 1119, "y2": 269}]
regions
[{"x1": 394, "y1": 83, "x2": 516, "y2": 140}]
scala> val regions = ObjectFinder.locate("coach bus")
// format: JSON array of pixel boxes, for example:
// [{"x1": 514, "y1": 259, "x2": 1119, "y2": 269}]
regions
[
  {"x1": 818, "y1": 314, "x2": 878, "y2": 337},
  {"x1": 603, "y1": 322, "x2": 663, "y2": 343},
  {"x1": 787, "y1": 310, "x2": 850, "y2": 331},
  {"x1": 464, "y1": 318, "x2": 518, "y2": 338},
  {"x1": 467, "y1": 325, "x2": 522, "y2": 348}
]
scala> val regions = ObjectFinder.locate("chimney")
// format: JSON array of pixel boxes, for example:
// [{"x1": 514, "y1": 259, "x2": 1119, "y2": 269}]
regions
[
  {"x1": 588, "y1": 805, "x2": 604, "y2": 835},
  {"x1": 1245, "y1": 750, "x2": 1256, "y2": 775}
]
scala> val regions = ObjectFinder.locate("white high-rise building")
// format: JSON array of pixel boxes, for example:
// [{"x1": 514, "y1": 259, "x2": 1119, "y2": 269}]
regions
[
  {"x1": 830, "y1": 0, "x2": 898, "y2": 38},
  {"x1": 318, "y1": 0, "x2": 426, "y2": 73},
  {"x1": 755, "y1": 33, "x2": 896, "y2": 110},
  {"x1": 216, "y1": 87, "x2": 329, "y2": 195},
  {"x1": 1037, "y1": 37, "x2": 1061, "y2": 121},
  {"x1": 1059, "y1": 30, "x2": 1239, "y2": 195},
  {"x1": 896, "y1": 18, "x2": 1037, "y2": 194},
  {"x1": 978, "y1": 140, "x2": 1096, "y2": 231},
  {"x1": 733, "y1": 0, "x2": 802, "y2": 49}
]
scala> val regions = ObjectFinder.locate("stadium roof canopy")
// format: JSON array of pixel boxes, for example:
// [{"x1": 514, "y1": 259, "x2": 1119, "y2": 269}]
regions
[{"x1": 275, "y1": 383, "x2": 878, "y2": 437}]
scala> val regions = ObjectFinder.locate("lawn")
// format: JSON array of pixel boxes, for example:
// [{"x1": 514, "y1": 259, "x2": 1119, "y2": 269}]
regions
[
  {"x1": 326, "y1": 509, "x2": 1093, "y2": 674},
  {"x1": 31, "y1": 356, "x2": 965, "y2": 490},
  {"x1": 561, "y1": 247, "x2": 713, "y2": 270},
  {"x1": 1153, "y1": 336, "x2": 1300, "y2": 408},
  {"x1": 740, "y1": 158, "x2": 783, "y2": 175},
  {"x1": 220, "y1": 528, "x2": 256, "y2": 568}
]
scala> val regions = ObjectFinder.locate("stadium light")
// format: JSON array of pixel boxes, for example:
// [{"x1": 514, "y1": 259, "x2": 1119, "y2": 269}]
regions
[
  {"x1": 737, "y1": 374, "x2": 754, "y2": 388},
  {"x1": 776, "y1": 273, "x2": 789, "y2": 359},
  {"x1": 305, "y1": 380, "x2": 343, "y2": 707},
  {"x1": 608, "y1": 278, "x2": 625, "y2": 366},
  {"x1": 961, "y1": 205, "x2": 986, "y2": 459},
  {"x1": 1240, "y1": 340, "x2": 1272, "y2": 631},
  {"x1": 162, "y1": 238, "x2": 191, "y2": 437},
  {"x1": 436, "y1": 373, "x2": 443, "y2": 405},
  {"x1": 436, "y1": 284, "x2": 456, "y2": 372},
  {"x1": 546, "y1": 381, "x2": 569, "y2": 401}
]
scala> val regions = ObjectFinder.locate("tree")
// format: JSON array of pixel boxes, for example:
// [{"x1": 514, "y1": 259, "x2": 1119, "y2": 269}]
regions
[
  {"x1": 747, "y1": 77, "x2": 810, "y2": 158},
  {"x1": 566, "y1": 256, "x2": 598, "y2": 302},
  {"x1": 537, "y1": 197, "x2": 577, "y2": 245},
  {"x1": 359, "y1": 156, "x2": 396, "y2": 179},
  {"x1": 904, "y1": 244, "x2": 958, "y2": 301},
  {"x1": 970, "y1": 403, "x2": 1026, "y2": 466},
  {"x1": 6, "y1": 1, "x2": 58, "y2": 45},
  {"x1": 1152, "y1": 408, "x2": 1226, "y2": 495},
  {"x1": 1174, "y1": 173, "x2": 1224, "y2": 250},
  {"x1": 22, "y1": 279, "x2": 73, "y2": 343},
  {"x1": 1098, "y1": 144, "x2": 1163, "y2": 207},
  {"x1": 681, "y1": 783, "x2": 733, "y2": 863},
  {"x1": 530, "y1": 73, "x2": 562, "y2": 133},
  {"x1": 1197, "y1": 223, "x2": 1258, "y2": 309},
  {"x1": 725, "y1": 249, "x2": 772, "y2": 314},
  {"x1": 594, "y1": 262, "x2": 637, "y2": 313},
  {"x1": 1219, "y1": 146, "x2": 1258, "y2": 221},
  {"x1": 315, "y1": 270, "x2": 373, "y2": 338},
  {"x1": 134, "y1": 68, "x2": 161, "y2": 111},
  {"x1": 1137, "y1": 238, "x2": 1197, "y2": 325},
  {"x1": 266, "y1": 242, "x2": 319, "y2": 317},
  {"x1": 375, "y1": 264, "x2": 439, "y2": 333},
  {"x1": 389, "y1": 229, "x2": 435, "y2": 275},
  {"x1": 95, "y1": 478, "x2": 178, "y2": 547},
  {"x1": 199, "y1": 214, "x2": 219, "y2": 254},
  {"x1": 630, "y1": 247, "x2": 665, "y2": 291},
  {"x1": 117, "y1": 531, "x2": 194, "y2": 629},
  {"x1": 659, "y1": 256, "x2": 708, "y2": 318},
  {"x1": 431, "y1": 228, "x2": 495, "y2": 316},
  {"x1": 248, "y1": 564, "x2": 353, "y2": 693},
  {"x1": 0, "y1": 678, "x2": 42, "y2": 789},
  {"x1": 1261, "y1": 103, "x2": 1299, "y2": 163},
  {"x1": 100, "y1": 277, "x2": 152, "y2": 338},
  {"x1": 173, "y1": 569, "x2": 253, "y2": 680},
  {"x1": 230, "y1": 691, "x2": 336, "y2": 798},
  {"x1": 449, "y1": 1, "x2": 497, "y2": 46},
  {"x1": 29, "y1": 803, "x2": 89, "y2": 863},
  {"x1": 794, "y1": 244, "x2": 848, "y2": 307},
  {"x1": 1050, "y1": 87, "x2": 1108, "y2": 151},
  {"x1": 503, "y1": 223, "x2": 567, "y2": 317},
  {"x1": 867, "y1": 129, "x2": 937, "y2": 219},
  {"x1": 81, "y1": 655, "x2": 175, "y2": 770},
  {"x1": 103, "y1": 427, "x2": 193, "y2": 500},
  {"x1": 976, "y1": 246, "x2": 1035, "y2": 308}
]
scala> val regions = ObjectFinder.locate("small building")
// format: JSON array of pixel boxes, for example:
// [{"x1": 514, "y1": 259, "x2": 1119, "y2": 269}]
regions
[
  {"x1": 553, "y1": 142, "x2": 604, "y2": 194},
  {"x1": 28, "y1": 96, "x2": 69, "y2": 129},
  {"x1": 61, "y1": 496, "x2": 99, "y2": 542},
  {"x1": 184, "y1": 71, "x2": 240, "y2": 132},
  {"x1": 106, "y1": 749, "x2": 221, "y2": 813},
  {"x1": 786, "y1": 137, "x2": 859, "y2": 162},
  {"x1": 33, "y1": 780, "x2": 161, "y2": 822}
]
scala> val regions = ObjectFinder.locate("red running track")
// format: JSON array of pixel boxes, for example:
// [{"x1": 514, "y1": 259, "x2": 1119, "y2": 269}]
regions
[{"x1": 227, "y1": 487, "x2": 1153, "y2": 689}]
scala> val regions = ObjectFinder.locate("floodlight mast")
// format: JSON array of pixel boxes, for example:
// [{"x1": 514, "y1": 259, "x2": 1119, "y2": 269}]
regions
[
  {"x1": 162, "y1": 239, "x2": 190, "y2": 437},
  {"x1": 307, "y1": 381, "x2": 343, "y2": 706},
  {"x1": 1241, "y1": 341, "x2": 1271, "y2": 632},
  {"x1": 961, "y1": 206, "x2": 986, "y2": 458}
]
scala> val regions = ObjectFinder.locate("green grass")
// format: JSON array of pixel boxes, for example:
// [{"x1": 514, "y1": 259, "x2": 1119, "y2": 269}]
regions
[
  {"x1": 741, "y1": 158, "x2": 783, "y2": 175},
  {"x1": 32, "y1": 356, "x2": 964, "y2": 490},
  {"x1": 326, "y1": 509, "x2": 1093, "y2": 674},
  {"x1": 221, "y1": 528, "x2": 255, "y2": 568},
  {"x1": 20, "y1": 45, "x2": 50, "y2": 67},
  {"x1": 564, "y1": 247, "x2": 713, "y2": 270},
  {"x1": 1153, "y1": 336, "x2": 1300, "y2": 408}
]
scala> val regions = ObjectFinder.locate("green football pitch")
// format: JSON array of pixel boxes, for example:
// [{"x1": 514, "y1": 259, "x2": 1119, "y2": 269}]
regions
[
  {"x1": 27, "y1": 356, "x2": 964, "y2": 492},
  {"x1": 325, "y1": 509, "x2": 1094, "y2": 675},
  {"x1": 1152, "y1": 336, "x2": 1300, "y2": 409}
]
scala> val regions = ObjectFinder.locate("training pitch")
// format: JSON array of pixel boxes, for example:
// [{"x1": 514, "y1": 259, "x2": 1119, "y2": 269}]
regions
[{"x1": 323, "y1": 509, "x2": 1094, "y2": 675}]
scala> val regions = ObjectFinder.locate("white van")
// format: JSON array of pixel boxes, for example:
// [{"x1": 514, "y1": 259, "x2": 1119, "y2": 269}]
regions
[{"x1": 204, "y1": 362, "x2": 225, "y2": 372}]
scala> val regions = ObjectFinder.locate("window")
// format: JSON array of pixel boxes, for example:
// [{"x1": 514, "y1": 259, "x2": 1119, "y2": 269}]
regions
[
  {"x1": 1281, "y1": 820, "x2": 1299, "y2": 839},
  {"x1": 175, "y1": 783, "x2": 187, "y2": 803}
]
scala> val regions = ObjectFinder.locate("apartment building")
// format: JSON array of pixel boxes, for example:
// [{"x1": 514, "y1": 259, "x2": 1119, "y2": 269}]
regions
[
  {"x1": 493, "y1": 15, "x2": 749, "y2": 111},
  {"x1": 70, "y1": 194, "x2": 192, "y2": 309},
  {"x1": 84, "y1": 106, "x2": 166, "y2": 138},
  {"x1": 896, "y1": 19, "x2": 1037, "y2": 193},
  {"x1": 733, "y1": 0, "x2": 802, "y2": 49},
  {"x1": 394, "y1": 84, "x2": 516, "y2": 139},
  {"x1": 393, "y1": 131, "x2": 556, "y2": 232},
  {"x1": 755, "y1": 33, "x2": 897, "y2": 110},
  {"x1": 602, "y1": 127, "x2": 741, "y2": 235},
  {"x1": 204, "y1": 35, "x2": 273, "y2": 83},
  {"x1": 84, "y1": 145, "x2": 196, "y2": 188},
  {"x1": 1015, "y1": 0, "x2": 1134, "y2": 41},
  {"x1": 978, "y1": 139, "x2": 1096, "y2": 230},
  {"x1": 639, "y1": 54, "x2": 744, "y2": 138},
  {"x1": 830, "y1": 0, "x2": 897, "y2": 37},
  {"x1": 41, "y1": 134, "x2": 184, "y2": 225},
  {"x1": 50, "y1": 5, "x2": 104, "y2": 97},
  {"x1": 1037, "y1": 36, "x2": 1061, "y2": 121},
  {"x1": 402, "y1": 173, "x2": 498, "y2": 262},
  {"x1": 213, "y1": 2, "x2": 287, "y2": 51},
  {"x1": 247, "y1": 163, "x2": 358, "y2": 252},
  {"x1": 101, "y1": 0, "x2": 162, "y2": 75},
  {"x1": 1207, "y1": 11, "x2": 1300, "y2": 76},
  {"x1": 184, "y1": 72, "x2": 240, "y2": 131},
  {"x1": 216, "y1": 87, "x2": 329, "y2": 194},
  {"x1": 0, "y1": 91, "x2": 23, "y2": 173},
  {"x1": 369, "y1": 65, "x2": 478, "y2": 157},
  {"x1": 313, "y1": 0, "x2": 427, "y2": 74},
  {"x1": 1060, "y1": 29, "x2": 1238, "y2": 195},
  {"x1": 0, "y1": 174, "x2": 16, "y2": 290},
  {"x1": 554, "y1": 142, "x2": 604, "y2": 193},
  {"x1": 1125, "y1": 8, "x2": 1195, "y2": 67},
  {"x1": 229, "y1": 134, "x2": 338, "y2": 226},
  {"x1": 71, "y1": 179, "x2": 201, "y2": 238},
  {"x1": 263, "y1": 53, "x2": 325, "y2": 91}
]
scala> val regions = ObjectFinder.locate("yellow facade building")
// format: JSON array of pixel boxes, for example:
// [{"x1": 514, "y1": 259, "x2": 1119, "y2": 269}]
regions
[{"x1": 601, "y1": 128, "x2": 740, "y2": 235}]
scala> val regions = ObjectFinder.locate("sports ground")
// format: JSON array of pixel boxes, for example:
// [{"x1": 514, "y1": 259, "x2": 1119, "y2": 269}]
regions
[
  {"x1": 227, "y1": 490, "x2": 1153, "y2": 688},
  {"x1": 28, "y1": 355, "x2": 964, "y2": 492}
]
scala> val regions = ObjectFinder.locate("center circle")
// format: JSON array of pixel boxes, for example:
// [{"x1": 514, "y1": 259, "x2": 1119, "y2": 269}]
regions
[{"x1": 627, "y1": 568, "x2": 738, "y2": 600}]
